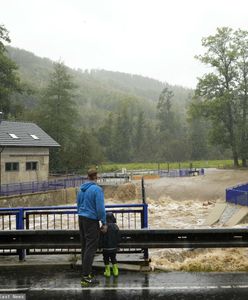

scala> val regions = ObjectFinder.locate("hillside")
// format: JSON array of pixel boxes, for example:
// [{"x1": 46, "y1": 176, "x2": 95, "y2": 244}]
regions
[{"x1": 7, "y1": 46, "x2": 193, "y2": 126}]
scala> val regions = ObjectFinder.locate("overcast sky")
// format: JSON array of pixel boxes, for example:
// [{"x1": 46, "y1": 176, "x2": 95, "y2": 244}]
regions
[{"x1": 2, "y1": 0, "x2": 248, "y2": 88}]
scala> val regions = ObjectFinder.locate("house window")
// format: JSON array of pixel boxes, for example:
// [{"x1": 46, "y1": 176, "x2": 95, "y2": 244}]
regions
[
  {"x1": 5, "y1": 162, "x2": 19, "y2": 172},
  {"x1": 26, "y1": 161, "x2": 38, "y2": 171},
  {"x1": 9, "y1": 133, "x2": 19, "y2": 139},
  {"x1": 30, "y1": 134, "x2": 39, "y2": 140}
]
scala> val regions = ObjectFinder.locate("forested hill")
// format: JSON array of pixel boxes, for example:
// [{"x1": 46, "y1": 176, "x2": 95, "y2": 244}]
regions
[{"x1": 6, "y1": 46, "x2": 193, "y2": 125}]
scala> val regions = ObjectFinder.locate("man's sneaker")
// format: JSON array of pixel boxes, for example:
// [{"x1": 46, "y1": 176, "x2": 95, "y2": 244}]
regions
[{"x1": 81, "y1": 274, "x2": 99, "y2": 287}]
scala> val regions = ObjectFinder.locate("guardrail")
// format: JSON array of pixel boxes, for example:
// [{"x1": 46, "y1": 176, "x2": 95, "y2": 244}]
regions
[{"x1": 1, "y1": 228, "x2": 248, "y2": 250}]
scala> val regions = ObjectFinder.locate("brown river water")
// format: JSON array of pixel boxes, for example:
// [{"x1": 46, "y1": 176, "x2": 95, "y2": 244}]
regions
[{"x1": 108, "y1": 168, "x2": 248, "y2": 272}]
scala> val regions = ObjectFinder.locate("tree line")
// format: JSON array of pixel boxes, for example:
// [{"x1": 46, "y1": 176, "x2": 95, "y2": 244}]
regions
[{"x1": 1, "y1": 24, "x2": 247, "y2": 172}]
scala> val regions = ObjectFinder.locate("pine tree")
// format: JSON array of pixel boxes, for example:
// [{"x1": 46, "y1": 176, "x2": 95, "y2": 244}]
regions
[{"x1": 38, "y1": 62, "x2": 78, "y2": 171}]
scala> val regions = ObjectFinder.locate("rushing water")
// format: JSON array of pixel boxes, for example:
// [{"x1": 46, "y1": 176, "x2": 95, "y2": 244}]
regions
[{"x1": 146, "y1": 197, "x2": 248, "y2": 272}]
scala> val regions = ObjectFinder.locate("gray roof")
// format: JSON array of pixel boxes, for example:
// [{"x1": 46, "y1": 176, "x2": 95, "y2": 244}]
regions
[{"x1": 0, "y1": 121, "x2": 60, "y2": 147}]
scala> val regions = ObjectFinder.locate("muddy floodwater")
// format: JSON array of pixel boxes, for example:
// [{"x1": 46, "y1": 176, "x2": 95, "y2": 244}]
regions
[{"x1": 107, "y1": 168, "x2": 248, "y2": 272}]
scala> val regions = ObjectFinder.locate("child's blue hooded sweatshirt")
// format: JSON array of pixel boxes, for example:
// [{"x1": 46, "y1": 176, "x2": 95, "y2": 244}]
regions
[{"x1": 77, "y1": 181, "x2": 106, "y2": 225}]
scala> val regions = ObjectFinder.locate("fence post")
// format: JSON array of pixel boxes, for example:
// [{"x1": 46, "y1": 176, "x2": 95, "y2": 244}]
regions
[
  {"x1": 142, "y1": 202, "x2": 149, "y2": 261},
  {"x1": 16, "y1": 208, "x2": 25, "y2": 261},
  {"x1": 141, "y1": 177, "x2": 146, "y2": 204},
  {"x1": 16, "y1": 208, "x2": 24, "y2": 230},
  {"x1": 142, "y1": 203, "x2": 148, "y2": 228},
  {"x1": 141, "y1": 177, "x2": 149, "y2": 260}
]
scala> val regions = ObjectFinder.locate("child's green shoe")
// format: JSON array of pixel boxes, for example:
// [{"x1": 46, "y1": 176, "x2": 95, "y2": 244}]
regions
[
  {"x1": 112, "y1": 264, "x2": 119, "y2": 277},
  {"x1": 104, "y1": 264, "x2": 111, "y2": 277}
]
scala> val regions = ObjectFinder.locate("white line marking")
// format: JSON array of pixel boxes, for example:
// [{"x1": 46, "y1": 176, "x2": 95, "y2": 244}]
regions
[{"x1": 1, "y1": 285, "x2": 248, "y2": 292}]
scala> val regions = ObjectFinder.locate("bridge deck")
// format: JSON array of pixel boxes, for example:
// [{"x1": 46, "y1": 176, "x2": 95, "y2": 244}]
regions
[{"x1": 0, "y1": 265, "x2": 248, "y2": 300}]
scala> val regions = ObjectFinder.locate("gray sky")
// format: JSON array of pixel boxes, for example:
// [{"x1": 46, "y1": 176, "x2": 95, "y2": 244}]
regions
[{"x1": 2, "y1": 0, "x2": 248, "y2": 88}]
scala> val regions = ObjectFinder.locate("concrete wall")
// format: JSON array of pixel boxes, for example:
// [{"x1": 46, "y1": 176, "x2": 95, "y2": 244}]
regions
[
  {"x1": 0, "y1": 187, "x2": 77, "y2": 208},
  {"x1": 0, "y1": 183, "x2": 140, "y2": 208},
  {"x1": 0, "y1": 147, "x2": 49, "y2": 184}
]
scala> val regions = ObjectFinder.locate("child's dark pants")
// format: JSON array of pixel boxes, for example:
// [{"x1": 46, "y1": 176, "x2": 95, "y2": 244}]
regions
[{"x1": 103, "y1": 250, "x2": 117, "y2": 265}]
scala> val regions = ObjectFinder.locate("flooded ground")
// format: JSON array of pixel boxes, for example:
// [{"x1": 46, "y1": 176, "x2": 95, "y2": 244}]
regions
[{"x1": 107, "y1": 168, "x2": 248, "y2": 272}]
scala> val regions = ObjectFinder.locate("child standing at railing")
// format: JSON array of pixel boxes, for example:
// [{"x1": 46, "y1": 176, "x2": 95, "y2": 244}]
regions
[{"x1": 100, "y1": 212, "x2": 120, "y2": 277}]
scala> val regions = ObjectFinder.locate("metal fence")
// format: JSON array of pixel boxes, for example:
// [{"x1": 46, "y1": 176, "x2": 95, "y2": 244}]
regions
[
  {"x1": 128, "y1": 168, "x2": 204, "y2": 177},
  {"x1": 226, "y1": 183, "x2": 248, "y2": 206},
  {"x1": 159, "y1": 168, "x2": 205, "y2": 177},
  {"x1": 0, "y1": 203, "x2": 148, "y2": 259},
  {"x1": 97, "y1": 173, "x2": 130, "y2": 185},
  {"x1": 0, "y1": 174, "x2": 131, "y2": 197},
  {"x1": 0, "y1": 177, "x2": 87, "y2": 197},
  {"x1": 0, "y1": 169, "x2": 203, "y2": 197}
]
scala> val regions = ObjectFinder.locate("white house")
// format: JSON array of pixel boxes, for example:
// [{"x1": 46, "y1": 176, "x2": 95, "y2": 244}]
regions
[{"x1": 0, "y1": 116, "x2": 60, "y2": 185}]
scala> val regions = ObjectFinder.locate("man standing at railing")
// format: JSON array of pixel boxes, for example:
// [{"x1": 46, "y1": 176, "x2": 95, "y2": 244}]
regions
[{"x1": 77, "y1": 168, "x2": 107, "y2": 287}]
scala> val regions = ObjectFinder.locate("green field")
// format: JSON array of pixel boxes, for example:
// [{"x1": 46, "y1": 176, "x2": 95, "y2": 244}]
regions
[{"x1": 99, "y1": 160, "x2": 238, "y2": 173}]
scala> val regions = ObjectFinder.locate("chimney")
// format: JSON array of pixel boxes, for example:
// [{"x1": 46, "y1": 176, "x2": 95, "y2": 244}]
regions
[{"x1": 0, "y1": 112, "x2": 3, "y2": 124}]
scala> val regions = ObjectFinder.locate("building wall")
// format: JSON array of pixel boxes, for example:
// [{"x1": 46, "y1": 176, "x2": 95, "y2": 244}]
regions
[{"x1": 0, "y1": 147, "x2": 49, "y2": 184}]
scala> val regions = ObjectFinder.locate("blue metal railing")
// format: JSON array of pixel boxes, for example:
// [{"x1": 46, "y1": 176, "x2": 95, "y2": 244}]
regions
[
  {"x1": 0, "y1": 177, "x2": 87, "y2": 197},
  {"x1": 0, "y1": 177, "x2": 87, "y2": 196},
  {"x1": 0, "y1": 175, "x2": 131, "y2": 197},
  {"x1": 0, "y1": 204, "x2": 148, "y2": 230},
  {"x1": 226, "y1": 183, "x2": 248, "y2": 206},
  {"x1": 159, "y1": 168, "x2": 204, "y2": 177},
  {"x1": 0, "y1": 203, "x2": 148, "y2": 259}
]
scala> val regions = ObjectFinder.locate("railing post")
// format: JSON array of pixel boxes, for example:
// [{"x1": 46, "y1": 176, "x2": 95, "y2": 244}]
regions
[
  {"x1": 141, "y1": 177, "x2": 149, "y2": 260},
  {"x1": 16, "y1": 208, "x2": 26, "y2": 261},
  {"x1": 142, "y1": 203, "x2": 148, "y2": 228},
  {"x1": 142, "y1": 203, "x2": 149, "y2": 261},
  {"x1": 141, "y1": 177, "x2": 146, "y2": 204},
  {"x1": 16, "y1": 208, "x2": 24, "y2": 230}
]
